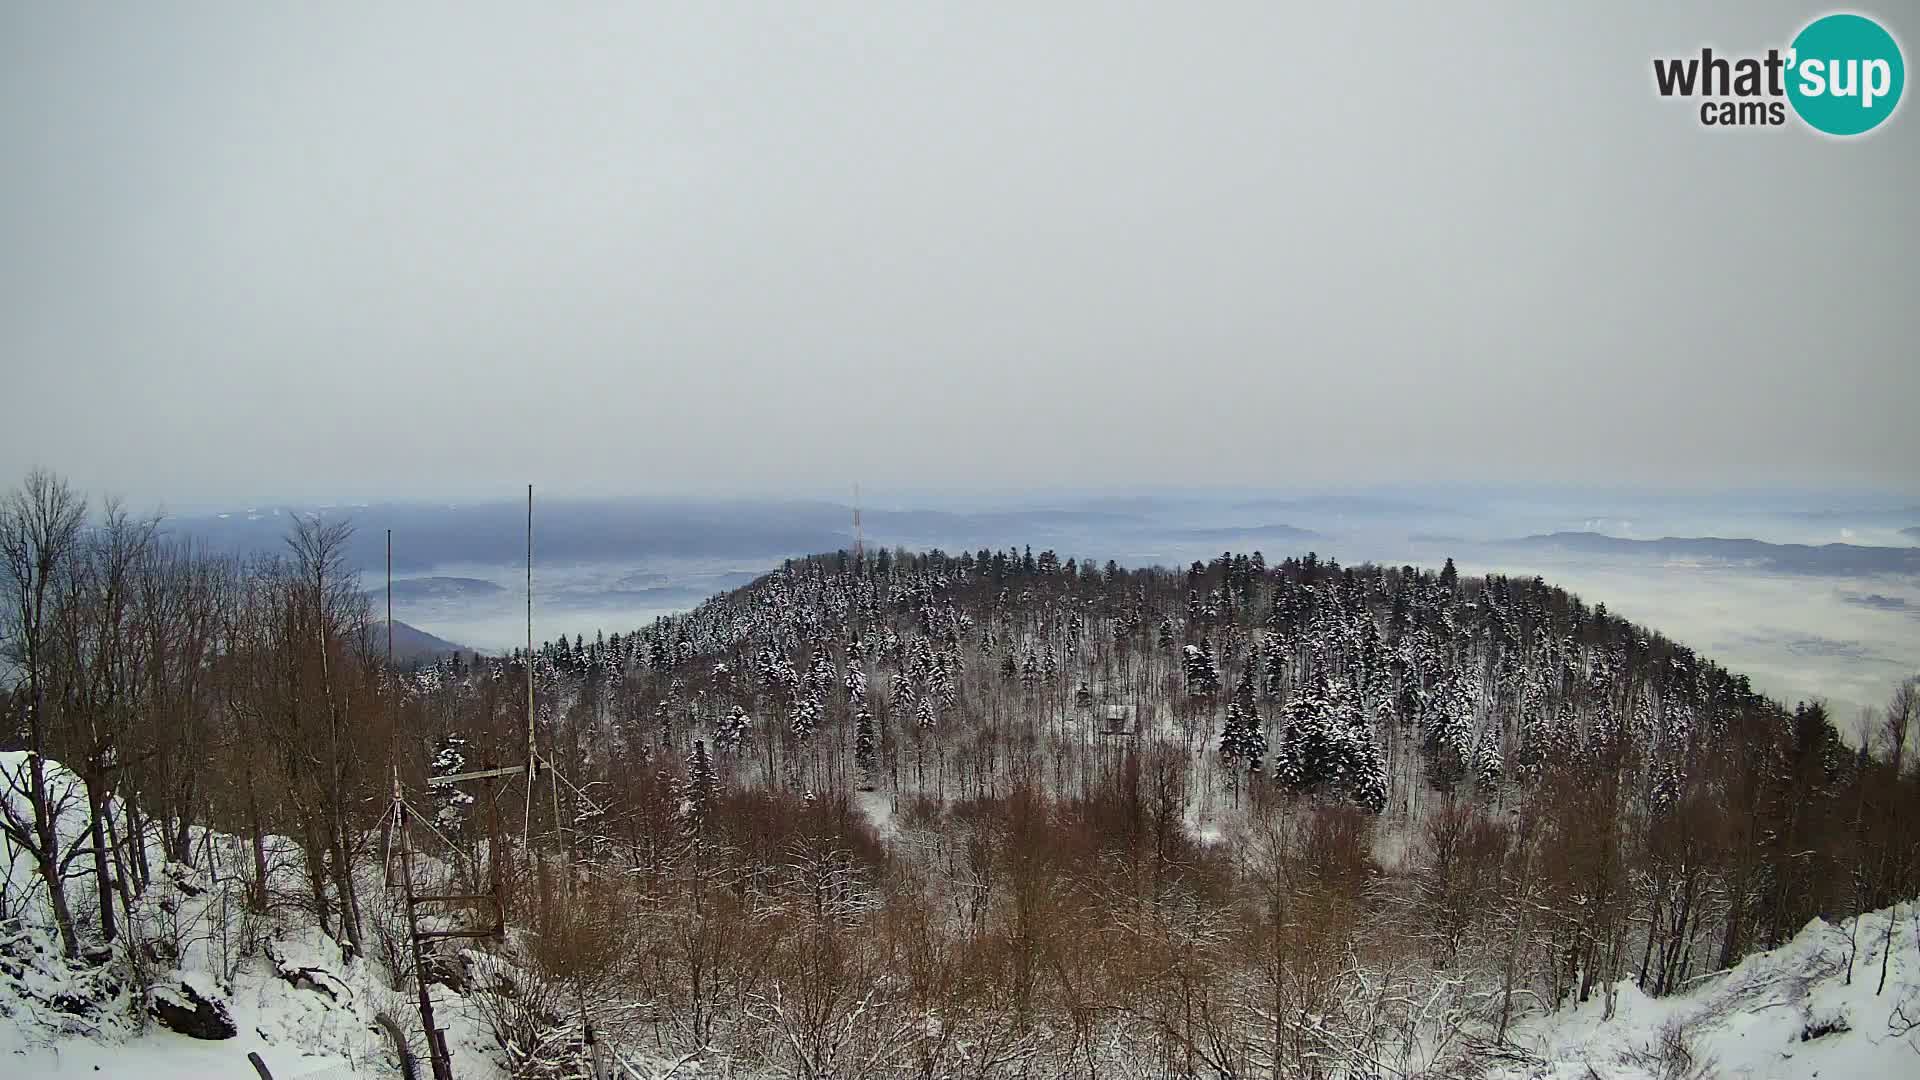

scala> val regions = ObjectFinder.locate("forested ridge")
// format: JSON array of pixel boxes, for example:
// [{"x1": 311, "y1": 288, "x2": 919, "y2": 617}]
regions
[{"x1": 6, "y1": 469, "x2": 1918, "y2": 1078}]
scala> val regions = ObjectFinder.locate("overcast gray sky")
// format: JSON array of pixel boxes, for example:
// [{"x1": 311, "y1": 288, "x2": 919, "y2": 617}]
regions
[{"x1": 2, "y1": 3, "x2": 1913, "y2": 503}]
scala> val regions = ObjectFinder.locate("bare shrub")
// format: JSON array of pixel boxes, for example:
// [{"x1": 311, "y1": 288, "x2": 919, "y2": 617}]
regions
[{"x1": 1619, "y1": 1020, "x2": 1717, "y2": 1080}]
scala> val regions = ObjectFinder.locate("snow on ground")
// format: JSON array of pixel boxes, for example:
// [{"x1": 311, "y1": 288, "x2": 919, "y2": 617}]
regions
[
  {"x1": 855, "y1": 788, "x2": 899, "y2": 841},
  {"x1": 4, "y1": 751, "x2": 710, "y2": 1080},
  {"x1": 1498, "y1": 903, "x2": 1920, "y2": 1080},
  {"x1": 9, "y1": 748, "x2": 1920, "y2": 1078},
  {"x1": 1, "y1": 751, "x2": 498, "y2": 1078},
  {"x1": 11, "y1": 1014, "x2": 366, "y2": 1079}
]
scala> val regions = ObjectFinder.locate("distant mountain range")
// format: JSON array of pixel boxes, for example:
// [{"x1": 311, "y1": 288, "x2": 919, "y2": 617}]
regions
[
  {"x1": 166, "y1": 498, "x2": 1333, "y2": 572},
  {"x1": 363, "y1": 576, "x2": 505, "y2": 603},
  {"x1": 1505, "y1": 531, "x2": 1920, "y2": 576},
  {"x1": 167, "y1": 498, "x2": 857, "y2": 571},
  {"x1": 158, "y1": 496, "x2": 1920, "y2": 580},
  {"x1": 860, "y1": 508, "x2": 1150, "y2": 548},
  {"x1": 1166, "y1": 523, "x2": 1323, "y2": 543},
  {"x1": 371, "y1": 619, "x2": 478, "y2": 663},
  {"x1": 1229, "y1": 495, "x2": 1444, "y2": 517}
]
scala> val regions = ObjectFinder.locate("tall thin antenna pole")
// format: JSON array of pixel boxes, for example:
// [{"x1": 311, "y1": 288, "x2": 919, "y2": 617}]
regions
[
  {"x1": 387, "y1": 529, "x2": 393, "y2": 671},
  {"x1": 853, "y1": 482, "x2": 863, "y2": 565},
  {"x1": 387, "y1": 528, "x2": 397, "y2": 809},
  {"x1": 387, "y1": 528, "x2": 396, "y2": 777},
  {"x1": 526, "y1": 483, "x2": 534, "y2": 769},
  {"x1": 386, "y1": 527, "x2": 396, "y2": 877},
  {"x1": 523, "y1": 485, "x2": 537, "y2": 887},
  {"x1": 519, "y1": 485, "x2": 569, "y2": 917}
]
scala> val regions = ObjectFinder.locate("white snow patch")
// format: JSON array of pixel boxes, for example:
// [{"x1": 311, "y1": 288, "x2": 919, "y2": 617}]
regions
[
  {"x1": 1496, "y1": 903, "x2": 1920, "y2": 1080},
  {"x1": 855, "y1": 789, "x2": 899, "y2": 840}
]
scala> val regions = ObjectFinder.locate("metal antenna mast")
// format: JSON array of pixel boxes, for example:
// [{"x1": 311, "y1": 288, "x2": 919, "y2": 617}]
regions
[
  {"x1": 523, "y1": 483, "x2": 536, "y2": 881},
  {"x1": 514, "y1": 485, "x2": 570, "y2": 914},
  {"x1": 853, "y1": 482, "x2": 863, "y2": 564},
  {"x1": 387, "y1": 529, "x2": 393, "y2": 672},
  {"x1": 383, "y1": 502, "x2": 584, "y2": 1080}
]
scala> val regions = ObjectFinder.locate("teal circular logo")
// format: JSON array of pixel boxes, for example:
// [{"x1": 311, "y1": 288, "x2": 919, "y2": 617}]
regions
[{"x1": 1786, "y1": 14, "x2": 1905, "y2": 135}]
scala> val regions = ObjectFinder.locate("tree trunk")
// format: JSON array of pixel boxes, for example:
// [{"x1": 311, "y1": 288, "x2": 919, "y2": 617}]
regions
[
  {"x1": 328, "y1": 813, "x2": 364, "y2": 957},
  {"x1": 28, "y1": 755, "x2": 83, "y2": 958},
  {"x1": 104, "y1": 800, "x2": 139, "y2": 930},
  {"x1": 124, "y1": 794, "x2": 153, "y2": 889},
  {"x1": 86, "y1": 776, "x2": 118, "y2": 942},
  {"x1": 35, "y1": 847, "x2": 83, "y2": 958},
  {"x1": 1877, "y1": 902, "x2": 1897, "y2": 995},
  {"x1": 300, "y1": 817, "x2": 334, "y2": 939},
  {"x1": 246, "y1": 775, "x2": 270, "y2": 913}
]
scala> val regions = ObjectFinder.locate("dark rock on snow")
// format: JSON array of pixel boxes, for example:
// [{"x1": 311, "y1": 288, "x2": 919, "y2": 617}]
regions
[{"x1": 148, "y1": 980, "x2": 236, "y2": 1040}]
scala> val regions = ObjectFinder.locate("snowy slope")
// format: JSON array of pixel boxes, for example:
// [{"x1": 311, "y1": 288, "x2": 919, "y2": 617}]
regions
[
  {"x1": 2, "y1": 752, "x2": 713, "y2": 1079},
  {"x1": 9, "y1": 745, "x2": 1919, "y2": 1078},
  {"x1": 0, "y1": 750, "x2": 496, "y2": 1078},
  {"x1": 6, "y1": 929, "x2": 421, "y2": 1079},
  {"x1": 1498, "y1": 904, "x2": 1920, "y2": 1080}
]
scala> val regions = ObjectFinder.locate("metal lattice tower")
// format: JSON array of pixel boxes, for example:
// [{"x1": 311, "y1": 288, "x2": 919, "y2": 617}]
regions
[{"x1": 380, "y1": 489, "x2": 582, "y2": 1080}]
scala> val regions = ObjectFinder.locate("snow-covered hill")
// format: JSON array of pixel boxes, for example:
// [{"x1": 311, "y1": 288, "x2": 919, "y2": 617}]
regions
[{"x1": 1498, "y1": 904, "x2": 1920, "y2": 1079}]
